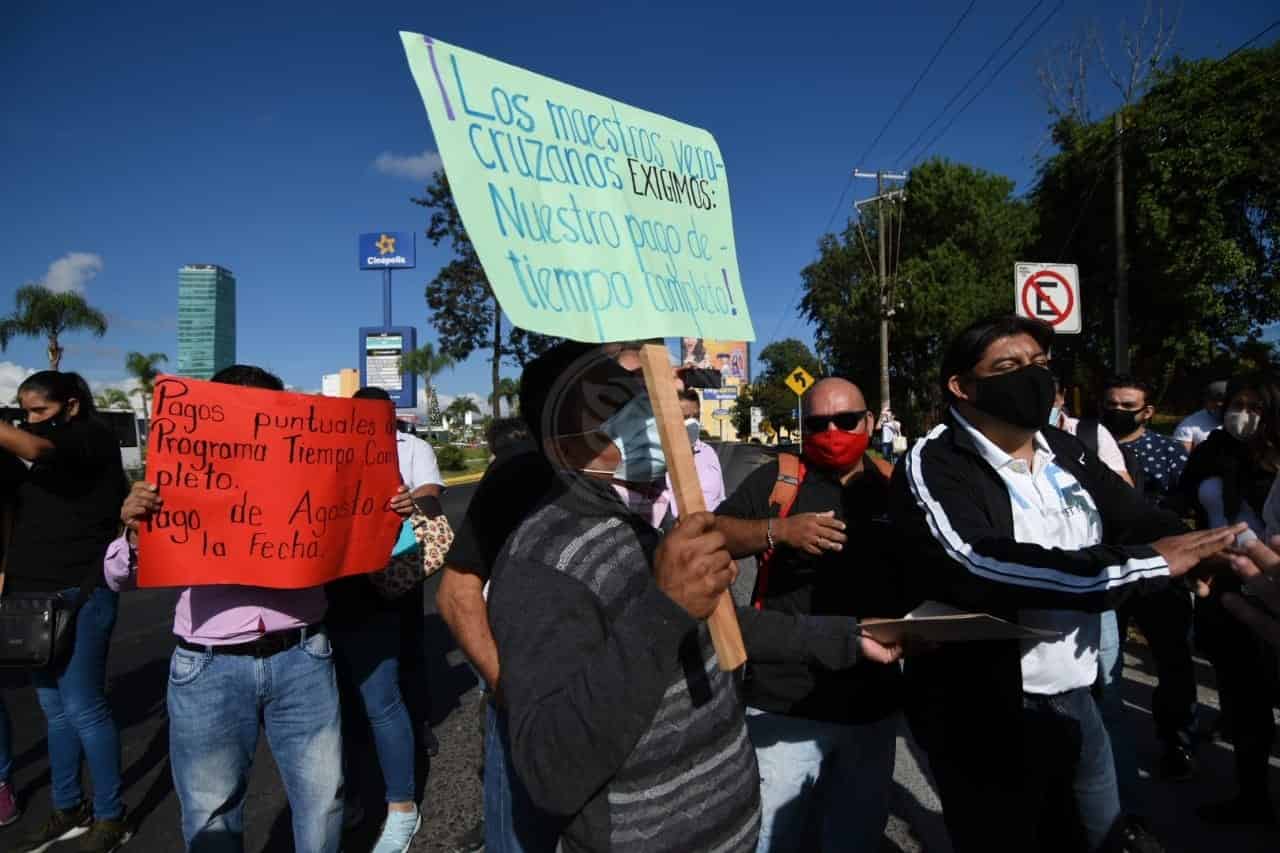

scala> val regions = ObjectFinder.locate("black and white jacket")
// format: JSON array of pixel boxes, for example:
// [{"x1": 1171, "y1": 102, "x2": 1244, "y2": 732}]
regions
[{"x1": 887, "y1": 412, "x2": 1186, "y2": 746}]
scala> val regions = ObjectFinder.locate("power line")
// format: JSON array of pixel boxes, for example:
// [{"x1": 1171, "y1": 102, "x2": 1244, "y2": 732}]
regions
[
  {"x1": 773, "y1": 1, "x2": 978, "y2": 349},
  {"x1": 1220, "y1": 18, "x2": 1279, "y2": 64},
  {"x1": 815, "y1": 0, "x2": 982, "y2": 255},
  {"x1": 908, "y1": 0, "x2": 1066, "y2": 166},
  {"x1": 855, "y1": 0, "x2": 978, "y2": 167},
  {"x1": 1054, "y1": 139, "x2": 1118, "y2": 257},
  {"x1": 817, "y1": 175, "x2": 858, "y2": 252},
  {"x1": 895, "y1": 0, "x2": 1048, "y2": 166},
  {"x1": 1052, "y1": 20, "x2": 1280, "y2": 257}
]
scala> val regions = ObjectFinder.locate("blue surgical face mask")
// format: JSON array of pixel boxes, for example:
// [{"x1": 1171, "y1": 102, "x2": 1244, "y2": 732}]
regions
[
  {"x1": 685, "y1": 418, "x2": 701, "y2": 448},
  {"x1": 599, "y1": 395, "x2": 667, "y2": 482},
  {"x1": 1048, "y1": 406, "x2": 1061, "y2": 426}
]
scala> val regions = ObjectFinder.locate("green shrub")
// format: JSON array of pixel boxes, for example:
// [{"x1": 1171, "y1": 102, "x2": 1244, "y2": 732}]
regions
[{"x1": 435, "y1": 444, "x2": 467, "y2": 472}]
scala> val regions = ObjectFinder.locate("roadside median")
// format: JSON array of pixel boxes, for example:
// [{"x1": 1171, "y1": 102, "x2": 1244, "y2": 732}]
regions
[{"x1": 443, "y1": 469, "x2": 486, "y2": 487}]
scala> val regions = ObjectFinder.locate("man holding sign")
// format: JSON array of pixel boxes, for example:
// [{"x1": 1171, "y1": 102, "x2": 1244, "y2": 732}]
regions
[
  {"x1": 107, "y1": 365, "x2": 408, "y2": 853},
  {"x1": 486, "y1": 344, "x2": 902, "y2": 853},
  {"x1": 396, "y1": 31, "x2": 900, "y2": 851}
]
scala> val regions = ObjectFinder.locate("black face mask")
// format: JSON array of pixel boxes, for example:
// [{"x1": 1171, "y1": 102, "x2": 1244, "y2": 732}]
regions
[
  {"x1": 19, "y1": 413, "x2": 66, "y2": 439},
  {"x1": 1100, "y1": 408, "x2": 1144, "y2": 437},
  {"x1": 969, "y1": 365, "x2": 1056, "y2": 430}
]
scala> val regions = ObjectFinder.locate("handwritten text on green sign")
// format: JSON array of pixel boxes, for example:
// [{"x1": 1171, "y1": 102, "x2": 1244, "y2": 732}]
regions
[{"x1": 399, "y1": 32, "x2": 754, "y2": 343}]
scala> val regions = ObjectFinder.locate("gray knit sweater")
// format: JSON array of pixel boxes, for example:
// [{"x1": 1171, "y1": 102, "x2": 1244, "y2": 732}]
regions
[
  {"x1": 491, "y1": 479, "x2": 762, "y2": 850},
  {"x1": 489, "y1": 477, "x2": 864, "y2": 852}
]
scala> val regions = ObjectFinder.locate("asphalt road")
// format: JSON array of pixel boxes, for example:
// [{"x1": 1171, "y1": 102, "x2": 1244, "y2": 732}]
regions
[{"x1": 2, "y1": 479, "x2": 1278, "y2": 852}]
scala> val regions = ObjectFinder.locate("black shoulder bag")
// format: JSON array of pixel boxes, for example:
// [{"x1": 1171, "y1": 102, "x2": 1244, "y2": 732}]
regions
[{"x1": 0, "y1": 506, "x2": 99, "y2": 669}]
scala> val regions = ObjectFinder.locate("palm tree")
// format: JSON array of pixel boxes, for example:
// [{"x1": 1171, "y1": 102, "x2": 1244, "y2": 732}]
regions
[
  {"x1": 496, "y1": 377, "x2": 521, "y2": 416},
  {"x1": 95, "y1": 387, "x2": 132, "y2": 410},
  {"x1": 0, "y1": 284, "x2": 109, "y2": 370},
  {"x1": 444, "y1": 396, "x2": 481, "y2": 430},
  {"x1": 125, "y1": 351, "x2": 168, "y2": 415},
  {"x1": 399, "y1": 343, "x2": 454, "y2": 425}
]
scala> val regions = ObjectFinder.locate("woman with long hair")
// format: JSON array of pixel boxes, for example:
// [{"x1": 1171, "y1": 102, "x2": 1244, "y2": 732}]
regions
[
  {"x1": 0, "y1": 371, "x2": 130, "y2": 852},
  {"x1": 1182, "y1": 374, "x2": 1280, "y2": 825}
]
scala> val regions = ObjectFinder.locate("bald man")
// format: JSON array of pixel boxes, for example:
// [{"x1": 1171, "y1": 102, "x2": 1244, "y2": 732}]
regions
[{"x1": 714, "y1": 378, "x2": 906, "y2": 853}]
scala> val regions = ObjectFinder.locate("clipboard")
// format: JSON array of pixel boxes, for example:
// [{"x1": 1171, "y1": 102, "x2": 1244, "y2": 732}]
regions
[{"x1": 860, "y1": 601, "x2": 1065, "y2": 645}]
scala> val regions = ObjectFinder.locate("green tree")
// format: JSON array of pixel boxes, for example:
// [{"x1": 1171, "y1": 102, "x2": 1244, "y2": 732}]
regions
[
  {"x1": 1034, "y1": 42, "x2": 1280, "y2": 397},
  {"x1": 496, "y1": 376, "x2": 521, "y2": 416},
  {"x1": 800, "y1": 158, "x2": 1036, "y2": 433},
  {"x1": 125, "y1": 351, "x2": 168, "y2": 415},
  {"x1": 95, "y1": 387, "x2": 131, "y2": 410},
  {"x1": 756, "y1": 339, "x2": 823, "y2": 385},
  {"x1": 411, "y1": 172, "x2": 560, "y2": 415},
  {"x1": 0, "y1": 284, "x2": 109, "y2": 370},
  {"x1": 399, "y1": 343, "x2": 454, "y2": 425},
  {"x1": 729, "y1": 338, "x2": 821, "y2": 440}
]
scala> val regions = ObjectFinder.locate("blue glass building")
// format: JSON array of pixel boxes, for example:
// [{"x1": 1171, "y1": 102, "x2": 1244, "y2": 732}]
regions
[{"x1": 177, "y1": 264, "x2": 236, "y2": 380}]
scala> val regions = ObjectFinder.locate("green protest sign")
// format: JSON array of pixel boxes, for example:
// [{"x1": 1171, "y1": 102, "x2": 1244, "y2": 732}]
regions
[{"x1": 399, "y1": 33, "x2": 755, "y2": 344}]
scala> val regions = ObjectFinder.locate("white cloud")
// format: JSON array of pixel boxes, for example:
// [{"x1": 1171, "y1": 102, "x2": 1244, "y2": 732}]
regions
[
  {"x1": 94, "y1": 377, "x2": 146, "y2": 413},
  {"x1": 0, "y1": 361, "x2": 37, "y2": 404},
  {"x1": 435, "y1": 391, "x2": 492, "y2": 417},
  {"x1": 41, "y1": 252, "x2": 104, "y2": 293},
  {"x1": 0, "y1": 363, "x2": 155, "y2": 415},
  {"x1": 372, "y1": 149, "x2": 442, "y2": 180},
  {"x1": 461, "y1": 392, "x2": 492, "y2": 416}
]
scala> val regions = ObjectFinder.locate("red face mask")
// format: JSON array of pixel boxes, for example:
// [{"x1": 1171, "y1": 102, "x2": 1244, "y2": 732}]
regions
[{"x1": 802, "y1": 429, "x2": 870, "y2": 471}]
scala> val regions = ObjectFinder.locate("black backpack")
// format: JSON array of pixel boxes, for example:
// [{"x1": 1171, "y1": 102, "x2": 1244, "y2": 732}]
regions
[{"x1": 1077, "y1": 418, "x2": 1146, "y2": 499}]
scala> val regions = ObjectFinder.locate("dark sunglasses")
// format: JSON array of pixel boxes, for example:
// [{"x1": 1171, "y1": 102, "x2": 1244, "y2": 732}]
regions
[{"x1": 804, "y1": 410, "x2": 868, "y2": 433}]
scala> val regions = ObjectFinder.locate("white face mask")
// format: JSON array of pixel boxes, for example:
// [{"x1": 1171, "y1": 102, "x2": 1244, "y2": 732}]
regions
[
  {"x1": 685, "y1": 418, "x2": 701, "y2": 447},
  {"x1": 1224, "y1": 409, "x2": 1260, "y2": 440}
]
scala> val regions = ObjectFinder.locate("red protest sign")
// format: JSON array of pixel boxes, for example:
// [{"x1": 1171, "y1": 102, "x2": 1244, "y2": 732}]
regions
[{"x1": 137, "y1": 375, "x2": 402, "y2": 589}]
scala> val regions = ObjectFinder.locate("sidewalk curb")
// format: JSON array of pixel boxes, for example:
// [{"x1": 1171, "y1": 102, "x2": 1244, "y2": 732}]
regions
[{"x1": 443, "y1": 470, "x2": 486, "y2": 486}]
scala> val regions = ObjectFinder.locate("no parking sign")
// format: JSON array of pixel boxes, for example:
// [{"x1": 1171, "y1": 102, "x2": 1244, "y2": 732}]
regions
[{"x1": 1015, "y1": 262, "x2": 1081, "y2": 334}]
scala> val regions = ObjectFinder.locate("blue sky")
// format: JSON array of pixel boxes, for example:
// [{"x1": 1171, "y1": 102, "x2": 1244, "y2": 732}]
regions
[{"x1": 1, "y1": 0, "x2": 1273, "y2": 411}]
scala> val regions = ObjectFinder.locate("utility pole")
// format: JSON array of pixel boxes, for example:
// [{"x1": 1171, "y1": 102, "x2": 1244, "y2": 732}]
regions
[
  {"x1": 1113, "y1": 112, "x2": 1129, "y2": 374},
  {"x1": 854, "y1": 169, "x2": 907, "y2": 413}
]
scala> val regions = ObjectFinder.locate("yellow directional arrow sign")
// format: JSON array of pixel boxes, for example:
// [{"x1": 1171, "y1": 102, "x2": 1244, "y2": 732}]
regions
[{"x1": 785, "y1": 366, "x2": 816, "y2": 397}]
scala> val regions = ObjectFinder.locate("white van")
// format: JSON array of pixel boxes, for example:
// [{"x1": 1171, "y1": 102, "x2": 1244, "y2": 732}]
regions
[{"x1": 0, "y1": 406, "x2": 142, "y2": 472}]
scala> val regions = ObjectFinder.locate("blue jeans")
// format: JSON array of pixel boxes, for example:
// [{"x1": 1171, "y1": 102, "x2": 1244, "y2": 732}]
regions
[
  {"x1": 0, "y1": 694, "x2": 12, "y2": 783},
  {"x1": 167, "y1": 628, "x2": 343, "y2": 853},
  {"x1": 1094, "y1": 610, "x2": 1140, "y2": 813},
  {"x1": 30, "y1": 586, "x2": 123, "y2": 819},
  {"x1": 744, "y1": 708, "x2": 898, "y2": 853},
  {"x1": 926, "y1": 687, "x2": 1121, "y2": 852},
  {"x1": 484, "y1": 701, "x2": 563, "y2": 853},
  {"x1": 331, "y1": 617, "x2": 415, "y2": 804},
  {"x1": 1022, "y1": 687, "x2": 1121, "y2": 851}
]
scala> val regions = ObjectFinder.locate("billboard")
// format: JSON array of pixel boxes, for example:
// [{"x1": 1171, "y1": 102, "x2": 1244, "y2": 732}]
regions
[
  {"x1": 357, "y1": 326, "x2": 418, "y2": 410},
  {"x1": 680, "y1": 338, "x2": 748, "y2": 440},
  {"x1": 359, "y1": 231, "x2": 416, "y2": 270},
  {"x1": 680, "y1": 338, "x2": 750, "y2": 386}
]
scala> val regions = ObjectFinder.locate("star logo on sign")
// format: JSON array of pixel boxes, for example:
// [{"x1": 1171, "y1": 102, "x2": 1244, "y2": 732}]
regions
[{"x1": 376, "y1": 234, "x2": 397, "y2": 255}]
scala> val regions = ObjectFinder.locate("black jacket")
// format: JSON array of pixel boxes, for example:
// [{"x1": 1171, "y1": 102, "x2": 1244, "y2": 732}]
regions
[
  {"x1": 717, "y1": 458, "x2": 903, "y2": 723},
  {"x1": 888, "y1": 414, "x2": 1185, "y2": 754}
]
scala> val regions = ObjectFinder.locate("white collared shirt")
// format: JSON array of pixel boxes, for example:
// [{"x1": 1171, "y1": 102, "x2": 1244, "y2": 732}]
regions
[
  {"x1": 396, "y1": 431, "x2": 444, "y2": 491},
  {"x1": 954, "y1": 411, "x2": 1104, "y2": 694}
]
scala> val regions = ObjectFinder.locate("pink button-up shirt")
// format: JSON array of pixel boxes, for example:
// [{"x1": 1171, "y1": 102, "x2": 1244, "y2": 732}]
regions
[
  {"x1": 104, "y1": 536, "x2": 326, "y2": 645},
  {"x1": 657, "y1": 440, "x2": 727, "y2": 519}
]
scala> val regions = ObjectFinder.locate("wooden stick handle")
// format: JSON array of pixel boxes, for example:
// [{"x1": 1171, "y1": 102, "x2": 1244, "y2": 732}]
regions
[{"x1": 638, "y1": 341, "x2": 747, "y2": 671}]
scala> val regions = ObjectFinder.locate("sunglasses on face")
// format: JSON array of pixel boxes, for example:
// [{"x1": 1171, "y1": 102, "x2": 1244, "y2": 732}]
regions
[{"x1": 804, "y1": 410, "x2": 868, "y2": 433}]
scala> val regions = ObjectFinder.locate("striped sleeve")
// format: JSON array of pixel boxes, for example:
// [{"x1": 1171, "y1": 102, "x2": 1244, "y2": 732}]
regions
[{"x1": 891, "y1": 425, "x2": 1170, "y2": 613}]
